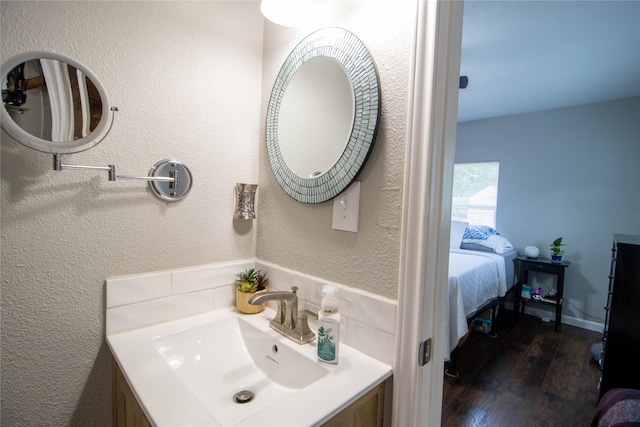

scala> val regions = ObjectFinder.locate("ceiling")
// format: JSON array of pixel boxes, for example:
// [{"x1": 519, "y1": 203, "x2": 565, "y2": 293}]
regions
[{"x1": 457, "y1": 0, "x2": 640, "y2": 122}]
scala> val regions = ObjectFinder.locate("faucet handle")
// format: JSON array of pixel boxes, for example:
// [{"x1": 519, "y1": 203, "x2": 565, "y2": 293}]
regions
[{"x1": 291, "y1": 286, "x2": 298, "y2": 294}]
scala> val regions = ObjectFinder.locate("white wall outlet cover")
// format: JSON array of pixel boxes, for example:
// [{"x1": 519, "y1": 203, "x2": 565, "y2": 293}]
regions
[{"x1": 332, "y1": 181, "x2": 360, "y2": 232}]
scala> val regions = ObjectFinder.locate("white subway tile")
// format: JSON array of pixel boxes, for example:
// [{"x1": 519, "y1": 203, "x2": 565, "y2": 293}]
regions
[
  {"x1": 345, "y1": 319, "x2": 396, "y2": 366},
  {"x1": 106, "y1": 291, "x2": 214, "y2": 335},
  {"x1": 307, "y1": 277, "x2": 330, "y2": 304},
  {"x1": 213, "y1": 284, "x2": 236, "y2": 309},
  {"x1": 172, "y1": 260, "x2": 253, "y2": 295},
  {"x1": 257, "y1": 261, "x2": 312, "y2": 300},
  {"x1": 259, "y1": 263, "x2": 294, "y2": 291},
  {"x1": 340, "y1": 290, "x2": 397, "y2": 336},
  {"x1": 106, "y1": 271, "x2": 171, "y2": 308}
]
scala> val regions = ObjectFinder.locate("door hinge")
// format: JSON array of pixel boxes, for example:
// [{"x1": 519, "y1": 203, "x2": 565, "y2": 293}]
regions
[{"x1": 419, "y1": 338, "x2": 432, "y2": 366}]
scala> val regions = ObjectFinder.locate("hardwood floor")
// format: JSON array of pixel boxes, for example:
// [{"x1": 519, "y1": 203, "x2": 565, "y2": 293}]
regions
[{"x1": 442, "y1": 310, "x2": 602, "y2": 427}]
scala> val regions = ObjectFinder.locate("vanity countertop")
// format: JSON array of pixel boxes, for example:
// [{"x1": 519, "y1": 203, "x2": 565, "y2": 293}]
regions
[{"x1": 107, "y1": 307, "x2": 392, "y2": 426}]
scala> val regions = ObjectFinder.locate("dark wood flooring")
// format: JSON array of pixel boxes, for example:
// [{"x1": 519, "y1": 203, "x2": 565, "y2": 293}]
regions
[{"x1": 442, "y1": 310, "x2": 602, "y2": 427}]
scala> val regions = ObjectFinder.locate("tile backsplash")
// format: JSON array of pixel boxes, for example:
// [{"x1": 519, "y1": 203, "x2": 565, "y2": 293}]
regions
[{"x1": 106, "y1": 259, "x2": 397, "y2": 366}]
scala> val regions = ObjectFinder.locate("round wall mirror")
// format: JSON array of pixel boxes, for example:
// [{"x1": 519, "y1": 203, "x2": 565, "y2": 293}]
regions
[
  {"x1": 265, "y1": 27, "x2": 381, "y2": 204},
  {"x1": 278, "y1": 56, "x2": 354, "y2": 179},
  {"x1": 1, "y1": 51, "x2": 112, "y2": 154}
]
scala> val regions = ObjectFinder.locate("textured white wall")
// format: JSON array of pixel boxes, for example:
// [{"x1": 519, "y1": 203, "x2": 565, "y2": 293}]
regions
[
  {"x1": 257, "y1": 2, "x2": 414, "y2": 300},
  {"x1": 1, "y1": 2, "x2": 263, "y2": 425},
  {"x1": 456, "y1": 97, "x2": 640, "y2": 327}
]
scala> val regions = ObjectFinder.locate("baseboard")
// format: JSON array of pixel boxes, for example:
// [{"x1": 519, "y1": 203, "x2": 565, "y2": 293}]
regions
[
  {"x1": 503, "y1": 301, "x2": 604, "y2": 333},
  {"x1": 560, "y1": 315, "x2": 604, "y2": 333}
]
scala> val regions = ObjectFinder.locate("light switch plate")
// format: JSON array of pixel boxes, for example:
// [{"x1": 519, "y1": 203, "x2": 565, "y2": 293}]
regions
[{"x1": 332, "y1": 181, "x2": 360, "y2": 232}]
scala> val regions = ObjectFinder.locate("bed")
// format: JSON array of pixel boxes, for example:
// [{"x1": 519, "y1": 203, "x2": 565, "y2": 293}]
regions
[{"x1": 444, "y1": 221, "x2": 519, "y2": 375}]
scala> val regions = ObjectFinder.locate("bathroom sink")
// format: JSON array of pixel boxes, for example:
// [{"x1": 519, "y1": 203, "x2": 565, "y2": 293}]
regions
[
  {"x1": 152, "y1": 314, "x2": 328, "y2": 425},
  {"x1": 107, "y1": 307, "x2": 391, "y2": 426}
]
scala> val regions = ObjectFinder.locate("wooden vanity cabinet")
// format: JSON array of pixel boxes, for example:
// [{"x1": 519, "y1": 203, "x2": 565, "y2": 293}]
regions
[
  {"x1": 112, "y1": 358, "x2": 152, "y2": 427},
  {"x1": 112, "y1": 357, "x2": 387, "y2": 427},
  {"x1": 320, "y1": 381, "x2": 386, "y2": 427}
]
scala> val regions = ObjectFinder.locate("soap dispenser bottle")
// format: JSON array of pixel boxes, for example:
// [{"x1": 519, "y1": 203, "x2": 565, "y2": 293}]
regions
[{"x1": 317, "y1": 284, "x2": 340, "y2": 364}]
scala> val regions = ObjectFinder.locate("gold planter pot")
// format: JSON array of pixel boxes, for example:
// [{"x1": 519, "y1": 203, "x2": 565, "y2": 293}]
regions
[{"x1": 236, "y1": 288, "x2": 267, "y2": 314}]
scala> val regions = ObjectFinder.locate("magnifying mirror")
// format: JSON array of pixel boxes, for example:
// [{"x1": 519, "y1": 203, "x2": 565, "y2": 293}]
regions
[{"x1": 1, "y1": 51, "x2": 112, "y2": 154}]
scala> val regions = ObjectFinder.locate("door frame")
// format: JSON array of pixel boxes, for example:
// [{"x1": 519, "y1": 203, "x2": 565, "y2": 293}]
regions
[{"x1": 393, "y1": 1, "x2": 464, "y2": 425}]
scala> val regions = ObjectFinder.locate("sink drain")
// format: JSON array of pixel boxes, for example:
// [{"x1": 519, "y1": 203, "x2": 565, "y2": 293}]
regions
[{"x1": 233, "y1": 390, "x2": 254, "y2": 404}]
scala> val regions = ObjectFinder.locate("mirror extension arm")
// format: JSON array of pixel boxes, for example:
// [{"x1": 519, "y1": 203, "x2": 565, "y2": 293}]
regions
[{"x1": 53, "y1": 154, "x2": 193, "y2": 202}]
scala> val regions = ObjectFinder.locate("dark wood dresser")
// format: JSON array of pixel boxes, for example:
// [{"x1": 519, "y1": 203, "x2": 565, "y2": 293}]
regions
[{"x1": 599, "y1": 233, "x2": 640, "y2": 399}]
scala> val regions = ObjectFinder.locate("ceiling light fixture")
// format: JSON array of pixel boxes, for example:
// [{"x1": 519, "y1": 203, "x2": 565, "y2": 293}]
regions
[{"x1": 260, "y1": 0, "x2": 316, "y2": 27}]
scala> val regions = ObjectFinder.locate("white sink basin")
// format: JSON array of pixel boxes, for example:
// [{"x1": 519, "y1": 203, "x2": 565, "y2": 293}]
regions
[
  {"x1": 107, "y1": 307, "x2": 391, "y2": 426},
  {"x1": 152, "y1": 314, "x2": 328, "y2": 425}
]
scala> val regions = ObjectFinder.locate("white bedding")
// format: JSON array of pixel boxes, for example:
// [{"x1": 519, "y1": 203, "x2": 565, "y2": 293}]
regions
[{"x1": 445, "y1": 249, "x2": 509, "y2": 360}]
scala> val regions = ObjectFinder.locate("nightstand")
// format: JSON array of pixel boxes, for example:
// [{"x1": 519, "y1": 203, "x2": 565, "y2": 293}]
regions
[{"x1": 516, "y1": 256, "x2": 569, "y2": 331}]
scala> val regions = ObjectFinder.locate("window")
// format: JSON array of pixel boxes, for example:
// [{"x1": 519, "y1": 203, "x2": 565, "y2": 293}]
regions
[{"x1": 451, "y1": 161, "x2": 500, "y2": 228}]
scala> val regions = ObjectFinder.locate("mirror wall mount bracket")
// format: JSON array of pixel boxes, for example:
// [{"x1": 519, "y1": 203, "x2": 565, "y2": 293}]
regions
[{"x1": 53, "y1": 154, "x2": 193, "y2": 203}]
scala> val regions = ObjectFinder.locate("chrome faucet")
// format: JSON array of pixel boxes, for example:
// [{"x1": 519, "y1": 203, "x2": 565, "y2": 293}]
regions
[{"x1": 248, "y1": 286, "x2": 315, "y2": 345}]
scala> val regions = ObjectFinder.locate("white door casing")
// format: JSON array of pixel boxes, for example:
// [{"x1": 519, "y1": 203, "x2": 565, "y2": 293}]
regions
[{"x1": 393, "y1": 1, "x2": 464, "y2": 426}]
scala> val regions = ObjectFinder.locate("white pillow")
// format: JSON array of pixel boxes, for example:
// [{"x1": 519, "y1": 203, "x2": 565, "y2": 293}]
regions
[
  {"x1": 450, "y1": 220, "x2": 468, "y2": 249},
  {"x1": 462, "y1": 235, "x2": 514, "y2": 254}
]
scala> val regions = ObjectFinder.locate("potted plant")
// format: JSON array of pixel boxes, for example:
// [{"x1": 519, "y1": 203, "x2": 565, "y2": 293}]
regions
[
  {"x1": 235, "y1": 268, "x2": 269, "y2": 314},
  {"x1": 550, "y1": 237, "x2": 565, "y2": 263}
]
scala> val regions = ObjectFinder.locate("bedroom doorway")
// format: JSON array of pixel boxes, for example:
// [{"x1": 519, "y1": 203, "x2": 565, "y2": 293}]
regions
[{"x1": 440, "y1": 2, "x2": 638, "y2": 424}]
